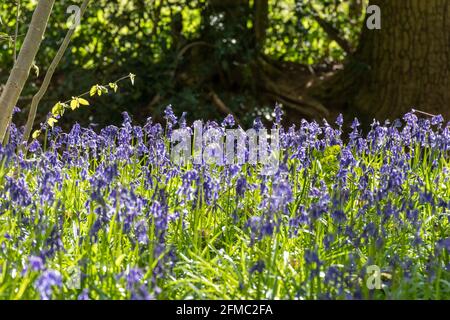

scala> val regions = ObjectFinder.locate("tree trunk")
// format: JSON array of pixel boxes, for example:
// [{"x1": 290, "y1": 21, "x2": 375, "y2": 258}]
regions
[
  {"x1": 353, "y1": 0, "x2": 450, "y2": 121},
  {"x1": 0, "y1": 0, "x2": 55, "y2": 144},
  {"x1": 254, "y1": 0, "x2": 268, "y2": 48},
  {"x1": 23, "y1": 0, "x2": 90, "y2": 145}
]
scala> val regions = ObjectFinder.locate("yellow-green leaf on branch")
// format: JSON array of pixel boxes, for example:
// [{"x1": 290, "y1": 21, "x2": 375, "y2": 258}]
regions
[
  {"x1": 70, "y1": 98, "x2": 79, "y2": 110},
  {"x1": 109, "y1": 82, "x2": 118, "y2": 92},
  {"x1": 90, "y1": 86, "x2": 97, "y2": 97},
  {"x1": 99, "y1": 85, "x2": 108, "y2": 95},
  {"x1": 47, "y1": 117, "x2": 58, "y2": 128},
  {"x1": 32, "y1": 130, "x2": 41, "y2": 139},
  {"x1": 78, "y1": 98, "x2": 90, "y2": 106},
  {"x1": 51, "y1": 102, "x2": 64, "y2": 117}
]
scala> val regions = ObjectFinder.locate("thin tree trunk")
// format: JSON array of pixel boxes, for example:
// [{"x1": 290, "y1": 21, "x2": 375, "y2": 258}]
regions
[
  {"x1": 0, "y1": 0, "x2": 55, "y2": 144},
  {"x1": 3, "y1": 0, "x2": 22, "y2": 145},
  {"x1": 23, "y1": 0, "x2": 90, "y2": 144},
  {"x1": 254, "y1": 0, "x2": 268, "y2": 48}
]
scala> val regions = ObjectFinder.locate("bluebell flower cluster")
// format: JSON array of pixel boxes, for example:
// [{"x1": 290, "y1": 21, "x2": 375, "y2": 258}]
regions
[{"x1": 1, "y1": 107, "x2": 450, "y2": 299}]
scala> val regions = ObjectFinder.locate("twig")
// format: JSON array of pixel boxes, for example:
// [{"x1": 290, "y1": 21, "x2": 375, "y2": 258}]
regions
[
  {"x1": 411, "y1": 108, "x2": 437, "y2": 118},
  {"x1": 61, "y1": 74, "x2": 132, "y2": 105}
]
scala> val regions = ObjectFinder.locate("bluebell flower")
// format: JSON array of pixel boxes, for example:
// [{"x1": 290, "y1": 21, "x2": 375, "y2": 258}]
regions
[
  {"x1": 125, "y1": 268, "x2": 144, "y2": 291},
  {"x1": 222, "y1": 114, "x2": 235, "y2": 127},
  {"x1": 274, "y1": 103, "x2": 283, "y2": 125},
  {"x1": 77, "y1": 289, "x2": 90, "y2": 300},
  {"x1": 304, "y1": 248, "x2": 321, "y2": 267},
  {"x1": 28, "y1": 139, "x2": 41, "y2": 153},
  {"x1": 269, "y1": 180, "x2": 293, "y2": 213},
  {"x1": 135, "y1": 219, "x2": 149, "y2": 245},
  {"x1": 236, "y1": 176, "x2": 247, "y2": 197},
  {"x1": 29, "y1": 256, "x2": 45, "y2": 271},
  {"x1": 253, "y1": 117, "x2": 264, "y2": 131},
  {"x1": 323, "y1": 234, "x2": 335, "y2": 250},
  {"x1": 12, "y1": 106, "x2": 21, "y2": 114},
  {"x1": 131, "y1": 285, "x2": 153, "y2": 300},
  {"x1": 351, "y1": 118, "x2": 360, "y2": 130},
  {"x1": 164, "y1": 105, "x2": 177, "y2": 124},
  {"x1": 35, "y1": 269, "x2": 62, "y2": 300},
  {"x1": 179, "y1": 112, "x2": 187, "y2": 128},
  {"x1": 5, "y1": 177, "x2": 32, "y2": 207},
  {"x1": 324, "y1": 266, "x2": 341, "y2": 285},
  {"x1": 122, "y1": 111, "x2": 132, "y2": 124},
  {"x1": 436, "y1": 238, "x2": 450, "y2": 253},
  {"x1": 249, "y1": 260, "x2": 265, "y2": 274},
  {"x1": 336, "y1": 113, "x2": 343, "y2": 127}
]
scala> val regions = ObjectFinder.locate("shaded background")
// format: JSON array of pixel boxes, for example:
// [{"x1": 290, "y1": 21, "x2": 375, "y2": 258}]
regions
[{"x1": 1, "y1": 0, "x2": 449, "y2": 130}]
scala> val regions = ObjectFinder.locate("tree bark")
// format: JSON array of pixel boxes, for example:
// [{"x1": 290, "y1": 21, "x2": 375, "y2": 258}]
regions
[
  {"x1": 23, "y1": 0, "x2": 90, "y2": 145},
  {"x1": 353, "y1": 0, "x2": 450, "y2": 121},
  {"x1": 0, "y1": 0, "x2": 55, "y2": 144}
]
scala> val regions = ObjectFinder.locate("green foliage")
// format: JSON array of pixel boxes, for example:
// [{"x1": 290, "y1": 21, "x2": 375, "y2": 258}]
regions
[
  {"x1": 0, "y1": 0, "x2": 366, "y2": 129},
  {"x1": 265, "y1": 0, "x2": 366, "y2": 63}
]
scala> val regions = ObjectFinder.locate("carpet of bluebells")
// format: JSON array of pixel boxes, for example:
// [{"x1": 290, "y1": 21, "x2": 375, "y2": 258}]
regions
[{"x1": 1, "y1": 106, "x2": 450, "y2": 300}]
